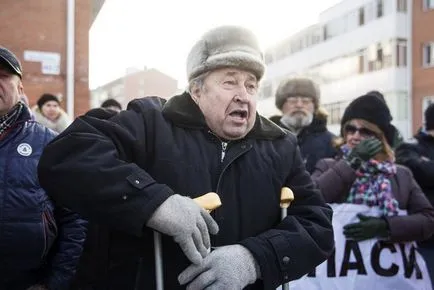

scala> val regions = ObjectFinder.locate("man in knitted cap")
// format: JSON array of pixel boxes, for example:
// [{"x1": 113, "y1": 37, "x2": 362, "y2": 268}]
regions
[
  {"x1": 0, "y1": 46, "x2": 86, "y2": 289},
  {"x1": 271, "y1": 77, "x2": 336, "y2": 173},
  {"x1": 396, "y1": 103, "x2": 434, "y2": 286},
  {"x1": 38, "y1": 26, "x2": 333, "y2": 289}
]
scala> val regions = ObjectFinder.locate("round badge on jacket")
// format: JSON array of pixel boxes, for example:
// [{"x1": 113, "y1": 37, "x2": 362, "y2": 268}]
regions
[{"x1": 17, "y1": 143, "x2": 32, "y2": 156}]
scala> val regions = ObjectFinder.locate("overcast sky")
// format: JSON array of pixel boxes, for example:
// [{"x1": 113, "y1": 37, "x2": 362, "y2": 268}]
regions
[{"x1": 89, "y1": 0, "x2": 342, "y2": 89}]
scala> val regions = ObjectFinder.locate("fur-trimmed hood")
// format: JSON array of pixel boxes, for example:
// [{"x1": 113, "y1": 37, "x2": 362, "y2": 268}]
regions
[{"x1": 32, "y1": 105, "x2": 71, "y2": 133}]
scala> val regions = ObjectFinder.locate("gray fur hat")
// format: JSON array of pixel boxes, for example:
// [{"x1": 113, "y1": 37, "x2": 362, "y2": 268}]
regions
[
  {"x1": 186, "y1": 26, "x2": 265, "y2": 82},
  {"x1": 275, "y1": 77, "x2": 320, "y2": 110}
]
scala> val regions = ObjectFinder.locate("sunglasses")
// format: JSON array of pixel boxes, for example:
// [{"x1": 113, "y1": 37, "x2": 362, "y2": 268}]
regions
[{"x1": 344, "y1": 124, "x2": 377, "y2": 137}]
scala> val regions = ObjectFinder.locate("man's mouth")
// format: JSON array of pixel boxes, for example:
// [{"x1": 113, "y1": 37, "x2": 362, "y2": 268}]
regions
[{"x1": 229, "y1": 109, "x2": 248, "y2": 119}]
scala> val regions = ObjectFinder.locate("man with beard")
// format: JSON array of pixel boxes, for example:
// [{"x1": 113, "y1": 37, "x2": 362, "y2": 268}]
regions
[{"x1": 270, "y1": 77, "x2": 336, "y2": 173}]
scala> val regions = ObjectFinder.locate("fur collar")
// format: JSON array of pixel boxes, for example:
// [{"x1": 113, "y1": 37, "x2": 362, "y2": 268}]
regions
[
  {"x1": 32, "y1": 106, "x2": 71, "y2": 133},
  {"x1": 162, "y1": 92, "x2": 286, "y2": 140}
]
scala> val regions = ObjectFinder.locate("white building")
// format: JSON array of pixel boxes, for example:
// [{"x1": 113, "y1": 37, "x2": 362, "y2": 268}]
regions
[{"x1": 258, "y1": 0, "x2": 411, "y2": 138}]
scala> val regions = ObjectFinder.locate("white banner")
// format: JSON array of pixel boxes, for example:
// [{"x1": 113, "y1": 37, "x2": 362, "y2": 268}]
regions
[{"x1": 288, "y1": 204, "x2": 432, "y2": 290}]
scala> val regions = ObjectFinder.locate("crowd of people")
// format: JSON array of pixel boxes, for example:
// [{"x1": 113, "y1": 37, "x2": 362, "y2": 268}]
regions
[{"x1": 0, "y1": 24, "x2": 433, "y2": 290}]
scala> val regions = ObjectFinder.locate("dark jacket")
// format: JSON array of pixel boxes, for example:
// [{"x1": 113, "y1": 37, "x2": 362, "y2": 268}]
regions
[
  {"x1": 270, "y1": 111, "x2": 337, "y2": 173},
  {"x1": 0, "y1": 106, "x2": 86, "y2": 289},
  {"x1": 395, "y1": 131, "x2": 434, "y2": 246},
  {"x1": 312, "y1": 158, "x2": 434, "y2": 243},
  {"x1": 38, "y1": 93, "x2": 334, "y2": 290}
]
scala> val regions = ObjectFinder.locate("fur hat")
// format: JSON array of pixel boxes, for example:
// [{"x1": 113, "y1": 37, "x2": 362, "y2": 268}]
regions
[
  {"x1": 275, "y1": 78, "x2": 320, "y2": 110},
  {"x1": 37, "y1": 93, "x2": 60, "y2": 110},
  {"x1": 425, "y1": 103, "x2": 434, "y2": 131},
  {"x1": 341, "y1": 93, "x2": 394, "y2": 145},
  {"x1": 186, "y1": 26, "x2": 265, "y2": 82}
]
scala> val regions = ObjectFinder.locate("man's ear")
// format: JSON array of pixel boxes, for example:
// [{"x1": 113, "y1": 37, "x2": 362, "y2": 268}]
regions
[
  {"x1": 18, "y1": 80, "x2": 24, "y2": 95},
  {"x1": 190, "y1": 83, "x2": 201, "y2": 104}
]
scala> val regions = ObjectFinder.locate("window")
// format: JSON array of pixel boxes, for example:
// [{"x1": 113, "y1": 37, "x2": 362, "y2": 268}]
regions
[
  {"x1": 359, "y1": 7, "x2": 365, "y2": 25},
  {"x1": 397, "y1": 0, "x2": 407, "y2": 12},
  {"x1": 323, "y1": 101, "x2": 347, "y2": 125},
  {"x1": 423, "y1": 43, "x2": 434, "y2": 67},
  {"x1": 377, "y1": 0, "x2": 384, "y2": 17},
  {"x1": 396, "y1": 39, "x2": 407, "y2": 67},
  {"x1": 368, "y1": 42, "x2": 392, "y2": 71},
  {"x1": 358, "y1": 49, "x2": 366, "y2": 73},
  {"x1": 424, "y1": 0, "x2": 434, "y2": 10}
]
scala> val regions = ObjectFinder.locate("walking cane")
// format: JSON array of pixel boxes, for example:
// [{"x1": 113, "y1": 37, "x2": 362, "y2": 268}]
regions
[
  {"x1": 151, "y1": 192, "x2": 222, "y2": 290},
  {"x1": 280, "y1": 187, "x2": 294, "y2": 290}
]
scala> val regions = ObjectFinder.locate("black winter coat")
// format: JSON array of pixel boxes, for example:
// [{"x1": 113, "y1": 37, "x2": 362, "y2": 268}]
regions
[
  {"x1": 38, "y1": 93, "x2": 334, "y2": 290},
  {"x1": 396, "y1": 131, "x2": 434, "y2": 246}
]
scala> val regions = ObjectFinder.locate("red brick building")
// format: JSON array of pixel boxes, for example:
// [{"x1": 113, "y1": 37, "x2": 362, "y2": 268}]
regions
[
  {"x1": 0, "y1": 0, "x2": 105, "y2": 117},
  {"x1": 412, "y1": 0, "x2": 434, "y2": 132}
]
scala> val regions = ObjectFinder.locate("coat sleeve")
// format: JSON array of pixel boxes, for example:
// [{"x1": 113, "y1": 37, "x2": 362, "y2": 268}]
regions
[
  {"x1": 46, "y1": 207, "x2": 87, "y2": 290},
  {"x1": 240, "y1": 139, "x2": 334, "y2": 289},
  {"x1": 37, "y1": 100, "x2": 174, "y2": 237},
  {"x1": 396, "y1": 142, "x2": 434, "y2": 190},
  {"x1": 385, "y1": 167, "x2": 434, "y2": 242},
  {"x1": 311, "y1": 158, "x2": 356, "y2": 203}
]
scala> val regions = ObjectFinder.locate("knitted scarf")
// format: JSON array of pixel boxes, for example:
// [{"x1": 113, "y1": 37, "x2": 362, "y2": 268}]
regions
[
  {"x1": 341, "y1": 144, "x2": 399, "y2": 216},
  {"x1": 0, "y1": 101, "x2": 24, "y2": 137}
]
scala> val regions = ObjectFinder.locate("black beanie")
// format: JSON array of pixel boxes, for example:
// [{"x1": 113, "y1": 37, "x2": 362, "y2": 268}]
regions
[
  {"x1": 37, "y1": 93, "x2": 60, "y2": 110},
  {"x1": 425, "y1": 103, "x2": 434, "y2": 131},
  {"x1": 341, "y1": 93, "x2": 394, "y2": 145}
]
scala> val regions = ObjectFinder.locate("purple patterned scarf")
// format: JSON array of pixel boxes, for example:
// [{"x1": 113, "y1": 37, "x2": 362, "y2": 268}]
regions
[{"x1": 341, "y1": 144, "x2": 399, "y2": 216}]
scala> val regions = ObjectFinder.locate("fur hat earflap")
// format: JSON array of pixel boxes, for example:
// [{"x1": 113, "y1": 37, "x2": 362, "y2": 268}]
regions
[
  {"x1": 275, "y1": 77, "x2": 320, "y2": 110},
  {"x1": 186, "y1": 26, "x2": 265, "y2": 82}
]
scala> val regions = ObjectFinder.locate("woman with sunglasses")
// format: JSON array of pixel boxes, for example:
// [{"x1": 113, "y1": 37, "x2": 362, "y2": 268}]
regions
[{"x1": 312, "y1": 92, "x2": 434, "y2": 244}]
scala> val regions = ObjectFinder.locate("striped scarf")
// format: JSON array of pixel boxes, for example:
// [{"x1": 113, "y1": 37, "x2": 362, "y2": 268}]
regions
[
  {"x1": 341, "y1": 144, "x2": 400, "y2": 216},
  {"x1": 0, "y1": 101, "x2": 24, "y2": 137}
]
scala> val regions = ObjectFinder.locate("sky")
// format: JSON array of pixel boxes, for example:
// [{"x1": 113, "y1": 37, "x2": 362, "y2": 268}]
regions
[{"x1": 89, "y1": 0, "x2": 342, "y2": 89}]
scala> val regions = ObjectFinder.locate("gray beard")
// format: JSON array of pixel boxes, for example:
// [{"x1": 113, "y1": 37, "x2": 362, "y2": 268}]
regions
[{"x1": 280, "y1": 112, "x2": 313, "y2": 134}]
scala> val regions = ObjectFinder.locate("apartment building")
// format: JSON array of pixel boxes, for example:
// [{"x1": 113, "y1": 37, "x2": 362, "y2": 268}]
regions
[{"x1": 259, "y1": 0, "x2": 418, "y2": 138}]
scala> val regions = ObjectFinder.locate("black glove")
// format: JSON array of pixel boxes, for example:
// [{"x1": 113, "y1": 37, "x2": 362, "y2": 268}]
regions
[
  {"x1": 346, "y1": 138, "x2": 383, "y2": 169},
  {"x1": 343, "y1": 214, "x2": 389, "y2": 241}
]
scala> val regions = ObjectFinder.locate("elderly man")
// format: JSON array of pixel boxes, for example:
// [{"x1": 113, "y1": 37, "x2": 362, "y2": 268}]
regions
[
  {"x1": 270, "y1": 78, "x2": 336, "y2": 173},
  {"x1": 38, "y1": 26, "x2": 334, "y2": 290},
  {"x1": 0, "y1": 47, "x2": 86, "y2": 289}
]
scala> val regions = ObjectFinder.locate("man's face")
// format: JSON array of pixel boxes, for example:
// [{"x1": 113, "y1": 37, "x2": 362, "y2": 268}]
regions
[
  {"x1": 0, "y1": 66, "x2": 23, "y2": 116},
  {"x1": 191, "y1": 68, "x2": 258, "y2": 140},
  {"x1": 281, "y1": 95, "x2": 315, "y2": 129}
]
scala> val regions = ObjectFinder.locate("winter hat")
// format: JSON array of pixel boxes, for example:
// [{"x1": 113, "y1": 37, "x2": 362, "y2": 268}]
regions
[
  {"x1": 37, "y1": 93, "x2": 60, "y2": 110},
  {"x1": 101, "y1": 98, "x2": 122, "y2": 111},
  {"x1": 341, "y1": 93, "x2": 394, "y2": 145},
  {"x1": 186, "y1": 25, "x2": 265, "y2": 82},
  {"x1": 275, "y1": 78, "x2": 320, "y2": 110},
  {"x1": 425, "y1": 103, "x2": 434, "y2": 131},
  {"x1": 366, "y1": 90, "x2": 393, "y2": 122},
  {"x1": 0, "y1": 46, "x2": 22, "y2": 78}
]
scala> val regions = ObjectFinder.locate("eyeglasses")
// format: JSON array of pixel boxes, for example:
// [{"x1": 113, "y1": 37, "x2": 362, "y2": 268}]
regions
[
  {"x1": 285, "y1": 96, "x2": 313, "y2": 106},
  {"x1": 344, "y1": 124, "x2": 377, "y2": 137}
]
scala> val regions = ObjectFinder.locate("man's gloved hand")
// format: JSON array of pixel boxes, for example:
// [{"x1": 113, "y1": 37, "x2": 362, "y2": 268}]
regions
[
  {"x1": 346, "y1": 138, "x2": 383, "y2": 169},
  {"x1": 147, "y1": 194, "x2": 219, "y2": 264},
  {"x1": 178, "y1": 244, "x2": 260, "y2": 290},
  {"x1": 343, "y1": 214, "x2": 389, "y2": 241}
]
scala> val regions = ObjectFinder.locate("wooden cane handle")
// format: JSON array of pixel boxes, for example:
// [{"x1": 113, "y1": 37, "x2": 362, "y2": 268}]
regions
[
  {"x1": 280, "y1": 187, "x2": 294, "y2": 209},
  {"x1": 194, "y1": 192, "x2": 222, "y2": 212}
]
